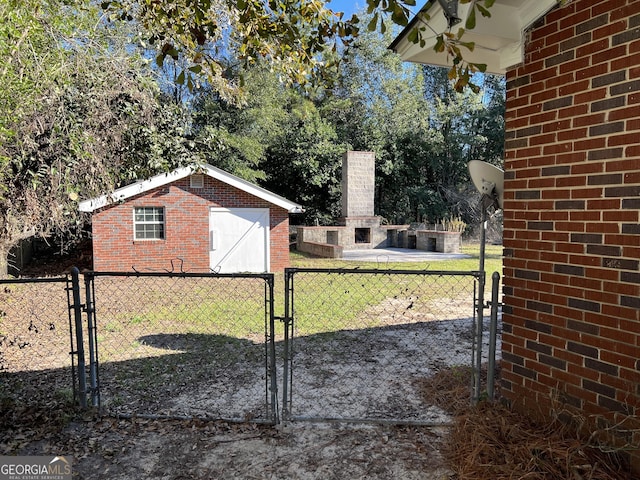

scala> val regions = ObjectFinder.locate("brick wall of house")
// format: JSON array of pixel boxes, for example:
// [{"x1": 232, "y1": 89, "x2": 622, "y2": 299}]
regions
[
  {"x1": 91, "y1": 175, "x2": 291, "y2": 272},
  {"x1": 502, "y1": 0, "x2": 640, "y2": 466}
]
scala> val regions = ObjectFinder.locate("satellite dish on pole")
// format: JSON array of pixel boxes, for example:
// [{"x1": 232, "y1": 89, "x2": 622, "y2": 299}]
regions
[
  {"x1": 467, "y1": 160, "x2": 504, "y2": 404},
  {"x1": 468, "y1": 160, "x2": 504, "y2": 211}
]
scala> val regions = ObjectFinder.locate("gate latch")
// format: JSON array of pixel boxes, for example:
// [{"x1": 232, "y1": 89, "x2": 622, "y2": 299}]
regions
[{"x1": 274, "y1": 316, "x2": 291, "y2": 326}]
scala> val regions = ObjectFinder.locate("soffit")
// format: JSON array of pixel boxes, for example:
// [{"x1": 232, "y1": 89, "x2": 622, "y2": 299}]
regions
[{"x1": 389, "y1": 0, "x2": 559, "y2": 74}]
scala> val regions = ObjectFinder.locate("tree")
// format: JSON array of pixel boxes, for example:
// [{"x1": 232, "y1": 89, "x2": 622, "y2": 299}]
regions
[
  {"x1": 187, "y1": 65, "x2": 347, "y2": 225},
  {"x1": 100, "y1": 0, "x2": 360, "y2": 102},
  {"x1": 324, "y1": 15, "x2": 505, "y2": 225},
  {"x1": 189, "y1": 68, "x2": 289, "y2": 183},
  {"x1": 261, "y1": 93, "x2": 347, "y2": 225},
  {"x1": 327, "y1": 16, "x2": 447, "y2": 224},
  {"x1": 469, "y1": 73, "x2": 505, "y2": 166},
  {"x1": 99, "y1": 0, "x2": 509, "y2": 101},
  {"x1": 0, "y1": 0, "x2": 68, "y2": 165},
  {"x1": 0, "y1": 0, "x2": 191, "y2": 273}
]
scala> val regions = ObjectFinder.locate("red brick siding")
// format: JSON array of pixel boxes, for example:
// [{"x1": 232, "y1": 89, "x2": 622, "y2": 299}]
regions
[
  {"x1": 503, "y1": 0, "x2": 640, "y2": 465},
  {"x1": 91, "y1": 175, "x2": 291, "y2": 272}
]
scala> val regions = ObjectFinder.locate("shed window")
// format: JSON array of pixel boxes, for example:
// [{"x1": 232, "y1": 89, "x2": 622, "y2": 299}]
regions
[
  {"x1": 190, "y1": 174, "x2": 204, "y2": 188},
  {"x1": 134, "y1": 207, "x2": 165, "y2": 240}
]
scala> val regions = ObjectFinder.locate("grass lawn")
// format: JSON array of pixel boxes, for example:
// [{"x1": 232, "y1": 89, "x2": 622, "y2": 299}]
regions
[
  {"x1": 280, "y1": 242, "x2": 503, "y2": 335},
  {"x1": 289, "y1": 242, "x2": 503, "y2": 276}
]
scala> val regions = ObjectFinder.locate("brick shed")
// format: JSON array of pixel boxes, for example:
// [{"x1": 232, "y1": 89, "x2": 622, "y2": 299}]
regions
[
  {"x1": 79, "y1": 164, "x2": 303, "y2": 273},
  {"x1": 392, "y1": 0, "x2": 640, "y2": 469}
]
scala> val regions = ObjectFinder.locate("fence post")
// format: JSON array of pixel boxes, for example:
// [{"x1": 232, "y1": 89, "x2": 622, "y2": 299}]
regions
[
  {"x1": 84, "y1": 273, "x2": 100, "y2": 407},
  {"x1": 472, "y1": 209, "x2": 489, "y2": 404},
  {"x1": 487, "y1": 271, "x2": 500, "y2": 401},
  {"x1": 265, "y1": 275, "x2": 279, "y2": 424},
  {"x1": 70, "y1": 267, "x2": 87, "y2": 409},
  {"x1": 281, "y1": 269, "x2": 294, "y2": 421}
]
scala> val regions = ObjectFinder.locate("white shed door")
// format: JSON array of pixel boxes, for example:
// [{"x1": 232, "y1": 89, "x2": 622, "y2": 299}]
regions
[{"x1": 209, "y1": 208, "x2": 270, "y2": 273}]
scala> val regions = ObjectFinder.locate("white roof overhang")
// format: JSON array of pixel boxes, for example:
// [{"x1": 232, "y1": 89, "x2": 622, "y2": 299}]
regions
[
  {"x1": 79, "y1": 164, "x2": 304, "y2": 214},
  {"x1": 389, "y1": 0, "x2": 559, "y2": 75}
]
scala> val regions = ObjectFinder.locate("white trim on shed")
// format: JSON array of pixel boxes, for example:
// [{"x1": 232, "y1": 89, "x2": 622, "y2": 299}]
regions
[{"x1": 78, "y1": 164, "x2": 304, "y2": 214}]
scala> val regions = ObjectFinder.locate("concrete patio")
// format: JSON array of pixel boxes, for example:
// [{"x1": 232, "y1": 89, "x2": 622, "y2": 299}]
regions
[{"x1": 340, "y1": 247, "x2": 470, "y2": 263}]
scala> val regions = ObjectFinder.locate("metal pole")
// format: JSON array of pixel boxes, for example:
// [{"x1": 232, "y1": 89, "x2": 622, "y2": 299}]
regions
[
  {"x1": 70, "y1": 267, "x2": 87, "y2": 409},
  {"x1": 84, "y1": 274, "x2": 100, "y2": 407},
  {"x1": 266, "y1": 277, "x2": 279, "y2": 424},
  {"x1": 487, "y1": 271, "x2": 500, "y2": 401},
  {"x1": 473, "y1": 209, "x2": 487, "y2": 404},
  {"x1": 281, "y1": 270, "x2": 292, "y2": 421}
]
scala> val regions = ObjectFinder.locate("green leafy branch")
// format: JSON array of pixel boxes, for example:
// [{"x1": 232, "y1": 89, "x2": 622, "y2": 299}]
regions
[
  {"x1": 398, "y1": 0, "x2": 496, "y2": 92},
  {"x1": 98, "y1": 0, "x2": 501, "y2": 96}
]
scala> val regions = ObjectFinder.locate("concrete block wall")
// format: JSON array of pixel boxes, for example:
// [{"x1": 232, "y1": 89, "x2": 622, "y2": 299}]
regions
[
  {"x1": 297, "y1": 225, "x2": 462, "y2": 254},
  {"x1": 91, "y1": 176, "x2": 291, "y2": 272},
  {"x1": 337, "y1": 216, "x2": 388, "y2": 249},
  {"x1": 502, "y1": 0, "x2": 640, "y2": 467},
  {"x1": 341, "y1": 151, "x2": 376, "y2": 218},
  {"x1": 415, "y1": 231, "x2": 461, "y2": 254},
  {"x1": 296, "y1": 224, "x2": 386, "y2": 252},
  {"x1": 296, "y1": 241, "x2": 343, "y2": 258}
]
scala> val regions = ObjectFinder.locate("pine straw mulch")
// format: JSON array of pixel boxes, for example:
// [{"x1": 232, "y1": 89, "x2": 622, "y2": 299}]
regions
[{"x1": 417, "y1": 365, "x2": 637, "y2": 480}]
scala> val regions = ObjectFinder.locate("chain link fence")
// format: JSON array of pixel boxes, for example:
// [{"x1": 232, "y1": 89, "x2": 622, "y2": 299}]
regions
[
  {"x1": 0, "y1": 276, "x2": 79, "y2": 413},
  {"x1": 282, "y1": 268, "x2": 488, "y2": 425},
  {"x1": 84, "y1": 272, "x2": 278, "y2": 423},
  {"x1": 1, "y1": 267, "x2": 499, "y2": 428}
]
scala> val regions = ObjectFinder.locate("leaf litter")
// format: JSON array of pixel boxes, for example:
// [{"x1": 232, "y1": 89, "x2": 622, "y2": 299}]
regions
[{"x1": 1, "y1": 266, "x2": 636, "y2": 478}]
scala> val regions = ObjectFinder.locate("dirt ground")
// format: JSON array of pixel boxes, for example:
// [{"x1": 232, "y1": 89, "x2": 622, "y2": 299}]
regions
[
  {"x1": 4, "y1": 374, "x2": 636, "y2": 480},
  {"x1": 0, "y1": 256, "x2": 469, "y2": 480},
  {"x1": 1, "y1": 314, "x2": 464, "y2": 479},
  {"x1": 3, "y1": 251, "x2": 635, "y2": 479},
  {"x1": 9, "y1": 414, "x2": 453, "y2": 479}
]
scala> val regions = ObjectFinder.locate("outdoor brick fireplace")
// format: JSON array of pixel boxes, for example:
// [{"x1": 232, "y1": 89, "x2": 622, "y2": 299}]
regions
[{"x1": 296, "y1": 151, "x2": 461, "y2": 258}]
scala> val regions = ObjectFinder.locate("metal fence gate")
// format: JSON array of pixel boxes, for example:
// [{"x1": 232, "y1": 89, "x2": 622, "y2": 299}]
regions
[
  {"x1": 0, "y1": 274, "x2": 85, "y2": 412},
  {"x1": 281, "y1": 268, "x2": 491, "y2": 425},
  {"x1": 2, "y1": 267, "x2": 500, "y2": 428},
  {"x1": 81, "y1": 271, "x2": 278, "y2": 424}
]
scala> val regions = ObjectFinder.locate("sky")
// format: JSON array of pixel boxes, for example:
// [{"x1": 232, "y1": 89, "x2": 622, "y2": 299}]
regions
[
  {"x1": 326, "y1": 1, "x2": 421, "y2": 20},
  {"x1": 326, "y1": 0, "x2": 367, "y2": 18}
]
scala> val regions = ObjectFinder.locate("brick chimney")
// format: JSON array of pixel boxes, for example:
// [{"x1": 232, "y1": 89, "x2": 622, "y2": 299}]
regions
[{"x1": 339, "y1": 151, "x2": 380, "y2": 244}]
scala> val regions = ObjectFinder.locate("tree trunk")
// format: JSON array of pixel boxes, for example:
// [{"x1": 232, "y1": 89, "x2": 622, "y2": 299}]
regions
[
  {"x1": 0, "y1": 244, "x2": 11, "y2": 278},
  {"x1": 0, "y1": 237, "x2": 32, "y2": 278}
]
